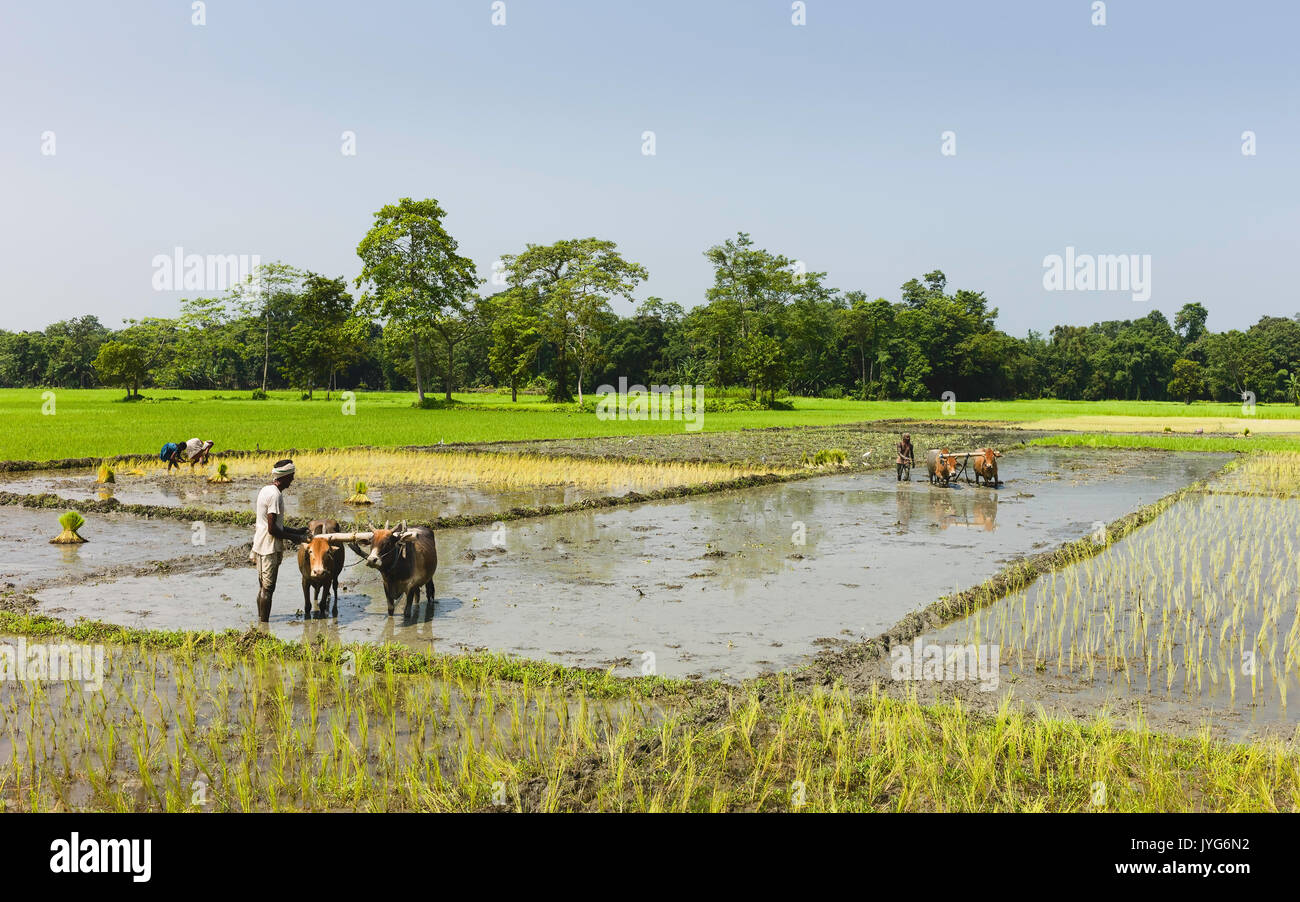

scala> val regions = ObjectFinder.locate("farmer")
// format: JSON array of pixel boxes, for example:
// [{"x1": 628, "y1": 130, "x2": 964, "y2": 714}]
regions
[
  {"x1": 896, "y1": 433, "x2": 915, "y2": 481},
  {"x1": 252, "y1": 459, "x2": 311, "y2": 622},
  {"x1": 161, "y1": 437, "x2": 214, "y2": 470}
]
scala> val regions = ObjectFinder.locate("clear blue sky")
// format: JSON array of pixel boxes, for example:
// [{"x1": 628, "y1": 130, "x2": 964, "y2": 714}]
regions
[{"x1": 2, "y1": 0, "x2": 1296, "y2": 335}]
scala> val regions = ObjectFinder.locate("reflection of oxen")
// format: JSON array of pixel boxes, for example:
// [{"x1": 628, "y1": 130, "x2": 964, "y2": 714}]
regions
[{"x1": 894, "y1": 485, "x2": 999, "y2": 532}]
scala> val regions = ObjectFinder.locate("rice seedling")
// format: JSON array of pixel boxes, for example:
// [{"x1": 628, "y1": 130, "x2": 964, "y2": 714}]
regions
[
  {"x1": 934, "y1": 457, "x2": 1300, "y2": 720},
  {"x1": 805, "y1": 448, "x2": 849, "y2": 468},
  {"x1": 346, "y1": 480, "x2": 372, "y2": 504},
  {"x1": 0, "y1": 636, "x2": 666, "y2": 813},
  {"x1": 49, "y1": 510, "x2": 87, "y2": 544},
  {"x1": 207, "y1": 462, "x2": 232, "y2": 484},
  {"x1": 96, "y1": 464, "x2": 114, "y2": 484},
  {"x1": 133, "y1": 448, "x2": 797, "y2": 493}
]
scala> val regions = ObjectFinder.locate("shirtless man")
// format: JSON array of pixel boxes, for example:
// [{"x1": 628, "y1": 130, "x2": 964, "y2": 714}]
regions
[{"x1": 896, "y1": 433, "x2": 915, "y2": 481}]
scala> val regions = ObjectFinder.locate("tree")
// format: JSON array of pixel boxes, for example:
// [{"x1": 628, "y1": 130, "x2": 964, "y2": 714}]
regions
[
  {"x1": 1282, "y1": 370, "x2": 1300, "y2": 406},
  {"x1": 486, "y1": 292, "x2": 540, "y2": 402},
  {"x1": 841, "y1": 293, "x2": 894, "y2": 397},
  {"x1": 740, "y1": 333, "x2": 787, "y2": 404},
  {"x1": 501, "y1": 238, "x2": 647, "y2": 402},
  {"x1": 1175, "y1": 302, "x2": 1209, "y2": 344},
  {"x1": 94, "y1": 341, "x2": 150, "y2": 399},
  {"x1": 1167, "y1": 358, "x2": 1206, "y2": 404},
  {"x1": 702, "y1": 232, "x2": 816, "y2": 400},
  {"x1": 356, "y1": 197, "x2": 480, "y2": 403},
  {"x1": 43, "y1": 316, "x2": 109, "y2": 388},
  {"x1": 232, "y1": 262, "x2": 304, "y2": 394},
  {"x1": 278, "y1": 274, "x2": 365, "y2": 397},
  {"x1": 92, "y1": 318, "x2": 174, "y2": 398}
]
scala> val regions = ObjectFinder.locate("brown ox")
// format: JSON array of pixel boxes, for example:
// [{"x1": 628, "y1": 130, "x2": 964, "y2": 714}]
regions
[
  {"x1": 298, "y1": 519, "x2": 344, "y2": 618},
  {"x1": 972, "y1": 448, "x2": 1001, "y2": 487},
  {"x1": 926, "y1": 448, "x2": 959, "y2": 486}
]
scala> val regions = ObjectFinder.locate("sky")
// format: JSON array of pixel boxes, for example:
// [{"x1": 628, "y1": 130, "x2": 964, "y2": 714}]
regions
[{"x1": 1, "y1": 0, "x2": 1297, "y2": 336}]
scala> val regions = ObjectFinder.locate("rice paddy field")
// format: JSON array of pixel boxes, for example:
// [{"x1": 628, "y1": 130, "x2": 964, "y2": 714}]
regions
[
  {"x1": 6, "y1": 388, "x2": 1300, "y2": 462},
  {"x1": 4, "y1": 399, "x2": 1300, "y2": 812}
]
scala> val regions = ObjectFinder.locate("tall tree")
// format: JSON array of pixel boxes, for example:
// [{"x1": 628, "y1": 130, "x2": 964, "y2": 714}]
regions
[
  {"x1": 501, "y1": 238, "x2": 647, "y2": 402},
  {"x1": 232, "y1": 262, "x2": 304, "y2": 394},
  {"x1": 702, "y1": 232, "x2": 809, "y2": 400},
  {"x1": 486, "y1": 291, "x2": 541, "y2": 402},
  {"x1": 356, "y1": 197, "x2": 480, "y2": 403},
  {"x1": 277, "y1": 274, "x2": 366, "y2": 397}
]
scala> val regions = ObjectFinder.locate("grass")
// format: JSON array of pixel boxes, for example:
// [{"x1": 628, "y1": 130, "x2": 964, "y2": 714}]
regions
[
  {"x1": 8, "y1": 388, "x2": 1300, "y2": 462},
  {"x1": 1031, "y1": 432, "x2": 1300, "y2": 453},
  {"x1": 50, "y1": 510, "x2": 86, "y2": 544}
]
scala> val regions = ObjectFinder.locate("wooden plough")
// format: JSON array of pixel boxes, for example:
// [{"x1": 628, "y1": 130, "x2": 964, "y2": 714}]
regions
[{"x1": 312, "y1": 531, "x2": 375, "y2": 545}]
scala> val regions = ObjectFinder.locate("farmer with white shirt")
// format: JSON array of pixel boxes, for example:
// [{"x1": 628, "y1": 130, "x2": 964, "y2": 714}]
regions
[{"x1": 252, "y1": 459, "x2": 311, "y2": 622}]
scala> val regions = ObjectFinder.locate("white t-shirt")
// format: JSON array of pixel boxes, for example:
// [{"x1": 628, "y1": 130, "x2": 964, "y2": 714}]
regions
[
  {"x1": 183, "y1": 438, "x2": 205, "y2": 459},
  {"x1": 252, "y1": 484, "x2": 284, "y2": 555}
]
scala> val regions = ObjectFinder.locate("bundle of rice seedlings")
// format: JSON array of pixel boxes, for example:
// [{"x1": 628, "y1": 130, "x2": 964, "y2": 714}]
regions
[
  {"x1": 96, "y1": 463, "x2": 115, "y2": 484},
  {"x1": 346, "y1": 480, "x2": 372, "y2": 504},
  {"x1": 207, "y1": 462, "x2": 232, "y2": 484},
  {"x1": 51, "y1": 510, "x2": 88, "y2": 544},
  {"x1": 810, "y1": 448, "x2": 848, "y2": 467}
]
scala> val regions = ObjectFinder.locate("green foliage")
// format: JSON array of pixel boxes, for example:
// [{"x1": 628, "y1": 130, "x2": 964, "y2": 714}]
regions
[
  {"x1": 500, "y1": 238, "x2": 647, "y2": 402},
  {"x1": 58, "y1": 510, "x2": 85, "y2": 531},
  {"x1": 355, "y1": 197, "x2": 481, "y2": 402},
  {"x1": 1168, "y1": 358, "x2": 1207, "y2": 404}
]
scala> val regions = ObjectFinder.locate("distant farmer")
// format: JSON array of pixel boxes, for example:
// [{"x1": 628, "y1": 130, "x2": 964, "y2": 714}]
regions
[
  {"x1": 160, "y1": 437, "x2": 214, "y2": 470},
  {"x1": 896, "y1": 433, "x2": 915, "y2": 481},
  {"x1": 252, "y1": 459, "x2": 311, "y2": 622}
]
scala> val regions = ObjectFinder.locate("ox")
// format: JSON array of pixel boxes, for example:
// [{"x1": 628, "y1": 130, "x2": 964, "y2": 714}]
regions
[
  {"x1": 298, "y1": 519, "x2": 344, "y2": 618},
  {"x1": 972, "y1": 448, "x2": 1002, "y2": 487},
  {"x1": 926, "y1": 449, "x2": 959, "y2": 486},
  {"x1": 350, "y1": 523, "x2": 438, "y2": 616}
]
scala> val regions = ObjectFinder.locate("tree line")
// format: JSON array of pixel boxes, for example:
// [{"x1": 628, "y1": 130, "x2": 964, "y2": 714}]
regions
[{"x1": 3, "y1": 196, "x2": 1299, "y2": 405}]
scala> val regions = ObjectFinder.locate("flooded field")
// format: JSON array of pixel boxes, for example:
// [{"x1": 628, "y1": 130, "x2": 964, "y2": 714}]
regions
[
  {"x1": 894, "y1": 460, "x2": 1300, "y2": 741},
  {"x1": 30, "y1": 448, "x2": 1228, "y2": 679},
  {"x1": 0, "y1": 506, "x2": 248, "y2": 592}
]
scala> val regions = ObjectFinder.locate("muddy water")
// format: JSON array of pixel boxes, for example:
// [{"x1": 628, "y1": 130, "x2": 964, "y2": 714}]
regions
[
  {"x1": 909, "y1": 489, "x2": 1300, "y2": 741},
  {"x1": 32, "y1": 449, "x2": 1227, "y2": 679},
  {"x1": 0, "y1": 471, "x2": 623, "y2": 523},
  {"x1": 0, "y1": 507, "x2": 248, "y2": 591}
]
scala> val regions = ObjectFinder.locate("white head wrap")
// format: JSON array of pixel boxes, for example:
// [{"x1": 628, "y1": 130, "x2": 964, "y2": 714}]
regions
[{"x1": 271, "y1": 461, "x2": 296, "y2": 477}]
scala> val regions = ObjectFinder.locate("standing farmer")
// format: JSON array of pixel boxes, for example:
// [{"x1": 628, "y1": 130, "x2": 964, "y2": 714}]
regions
[
  {"x1": 896, "y1": 433, "x2": 915, "y2": 481},
  {"x1": 252, "y1": 459, "x2": 310, "y2": 622}
]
